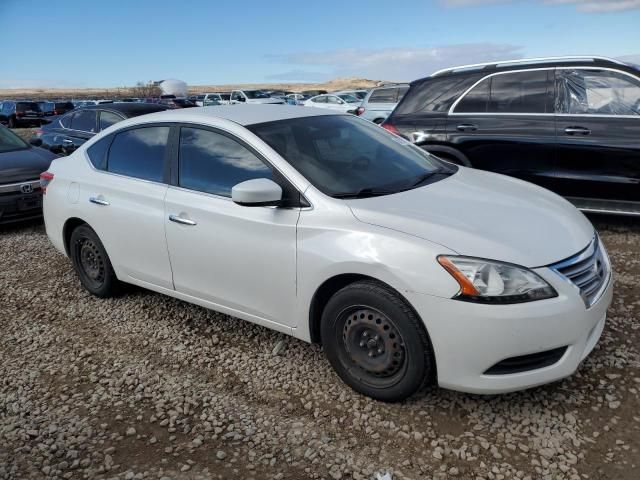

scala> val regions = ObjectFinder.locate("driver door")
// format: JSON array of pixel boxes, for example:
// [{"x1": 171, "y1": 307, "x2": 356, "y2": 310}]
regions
[
  {"x1": 555, "y1": 68, "x2": 640, "y2": 202},
  {"x1": 164, "y1": 125, "x2": 300, "y2": 327}
]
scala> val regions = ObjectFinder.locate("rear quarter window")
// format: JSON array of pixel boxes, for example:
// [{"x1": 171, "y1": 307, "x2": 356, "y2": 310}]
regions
[
  {"x1": 394, "y1": 75, "x2": 483, "y2": 115},
  {"x1": 86, "y1": 135, "x2": 112, "y2": 170}
]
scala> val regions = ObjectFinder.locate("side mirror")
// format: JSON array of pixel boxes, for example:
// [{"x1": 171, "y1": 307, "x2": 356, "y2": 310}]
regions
[
  {"x1": 29, "y1": 138, "x2": 43, "y2": 147},
  {"x1": 232, "y1": 178, "x2": 282, "y2": 207}
]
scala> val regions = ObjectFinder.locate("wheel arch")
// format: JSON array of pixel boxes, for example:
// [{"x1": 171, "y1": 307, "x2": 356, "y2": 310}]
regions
[
  {"x1": 62, "y1": 217, "x2": 90, "y2": 256},
  {"x1": 420, "y1": 145, "x2": 471, "y2": 167}
]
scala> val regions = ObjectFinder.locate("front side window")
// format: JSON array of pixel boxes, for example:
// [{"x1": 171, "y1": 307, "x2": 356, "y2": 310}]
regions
[
  {"x1": 249, "y1": 115, "x2": 450, "y2": 197},
  {"x1": 312, "y1": 96, "x2": 327, "y2": 103},
  {"x1": 107, "y1": 126, "x2": 169, "y2": 182},
  {"x1": 70, "y1": 110, "x2": 97, "y2": 132},
  {"x1": 178, "y1": 127, "x2": 273, "y2": 197},
  {"x1": 454, "y1": 70, "x2": 550, "y2": 114},
  {"x1": 232, "y1": 91, "x2": 244, "y2": 101},
  {"x1": 558, "y1": 69, "x2": 640, "y2": 116},
  {"x1": 326, "y1": 96, "x2": 342, "y2": 105}
]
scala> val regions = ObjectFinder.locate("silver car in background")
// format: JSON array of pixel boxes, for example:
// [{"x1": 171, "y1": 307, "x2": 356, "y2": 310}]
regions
[{"x1": 356, "y1": 84, "x2": 409, "y2": 124}]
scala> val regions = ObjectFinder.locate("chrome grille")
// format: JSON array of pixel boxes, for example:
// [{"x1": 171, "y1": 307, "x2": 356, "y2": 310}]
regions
[{"x1": 550, "y1": 236, "x2": 610, "y2": 308}]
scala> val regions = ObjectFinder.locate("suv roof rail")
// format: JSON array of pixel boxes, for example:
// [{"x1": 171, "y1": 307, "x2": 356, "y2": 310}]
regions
[{"x1": 430, "y1": 56, "x2": 627, "y2": 77}]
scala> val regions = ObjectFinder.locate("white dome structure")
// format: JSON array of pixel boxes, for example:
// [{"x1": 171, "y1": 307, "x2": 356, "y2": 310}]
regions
[{"x1": 159, "y1": 79, "x2": 187, "y2": 98}]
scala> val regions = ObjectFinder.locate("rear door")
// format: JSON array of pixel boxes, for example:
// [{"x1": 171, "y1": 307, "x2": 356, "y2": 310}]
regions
[
  {"x1": 554, "y1": 67, "x2": 640, "y2": 203},
  {"x1": 81, "y1": 125, "x2": 173, "y2": 289},
  {"x1": 446, "y1": 69, "x2": 557, "y2": 188},
  {"x1": 62, "y1": 109, "x2": 98, "y2": 154}
]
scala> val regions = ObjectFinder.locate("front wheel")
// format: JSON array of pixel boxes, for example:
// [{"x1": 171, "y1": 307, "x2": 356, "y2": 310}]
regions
[
  {"x1": 321, "y1": 280, "x2": 435, "y2": 402},
  {"x1": 70, "y1": 224, "x2": 120, "y2": 297}
]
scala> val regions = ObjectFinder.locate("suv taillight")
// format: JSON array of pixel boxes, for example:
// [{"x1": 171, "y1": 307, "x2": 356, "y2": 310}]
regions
[
  {"x1": 16, "y1": 112, "x2": 25, "y2": 117},
  {"x1": 356, "y1": 107, "x2": 365, "y2": 116},
  {"x1": 40, "y1": 172, "x2": 54, "y2": 194}
]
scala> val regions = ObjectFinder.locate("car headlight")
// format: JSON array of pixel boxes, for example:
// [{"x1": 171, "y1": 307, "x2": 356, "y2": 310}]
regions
[{"x1": 437, "y1": 256, "x2": 557, "y2": 304}]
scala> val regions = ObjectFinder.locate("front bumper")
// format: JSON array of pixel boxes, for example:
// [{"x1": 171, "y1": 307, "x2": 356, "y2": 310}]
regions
[
  {"x1": 405, "y1": 266, "x2": 613, "y2": 394},
  {"x1": 0, "y1": 190, "x2": 43, "y2": 224}
]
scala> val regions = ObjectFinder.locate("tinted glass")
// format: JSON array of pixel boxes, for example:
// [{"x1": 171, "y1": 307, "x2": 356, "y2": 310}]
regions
[
  {"x1": 16, "y1": 102, "x2": 40, "y2": 112},
  {"x1": 0, "y1": 125, "x2": 29, "y2": 153},
  {"x1": 396, "y1": 75, "x2": 483, "y2": 114},
  {"x1": 107, "y1": 126, "x2": 169, "y2": 182},
  {"x1": 558, "y1": 69, "x2": 640, "y2": 116},
  {"x1": 55, "y1": 102, "x2": 74, "y2": 110},
  {"x1": 232, "y1": 92, "x2": 243, "y2": 101},
  {"x1": 70, "y1": 110, "x2": 97, "y2": 132},
  {"x1": 487, "y1": 70, "x2": 549, "y2": 113},
  {"x1": 99, "y1": 111, "x2": 123, "y2": 131},
  {"x1": 86, "y1": 135, "x2": 111, "y2": 170},
  {"x1": 455, "y1": 77, "x2": 490, "y2": 113},
  {"x1": 249, "y1": 115, "x2": 446, "y2": 197},
  {"x1": 179, "y1": 127, "x2": 272, "y2": 197},
  {"x1": 369, "y1": 88, "x2": 397, "y2": 103}
]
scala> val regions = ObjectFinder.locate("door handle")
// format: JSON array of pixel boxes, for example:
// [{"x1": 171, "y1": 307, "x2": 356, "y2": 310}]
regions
[
  {"x1": 169, "y1": 214, "x2": 197, "y2": 226},
  {"x1": 62, "y1": 139, "x2": 73, "y2": 144},
  {"x1": 456, "y1": 124, "x2": 477, "y2": 132},
  {"x1": 89, "y1": 196, "x2": 109, "y2": 206},
  {"x1": 564, "y1": 127, "x2": 591, "y2": 136}
]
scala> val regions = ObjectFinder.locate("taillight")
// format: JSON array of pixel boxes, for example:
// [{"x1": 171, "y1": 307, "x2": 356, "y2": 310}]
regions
[
  {"x1": 356, "y1": 107, "x2": 365, "y2": 116},
  {"x1": 53, "y1": 110, "x2": 59, "y2": 115},
  {"x1": 16, "y1": 112, "x2": 25, "y2": 117},
  {"x1": 382, "y1": 123, "x2": 401, "y2": 136},
  {"x1": 36, "y1": 129, "x2": 44, "y2": 137},
  {"x1": 40, "y1": 172, "x2": 54, "y2": 194}
]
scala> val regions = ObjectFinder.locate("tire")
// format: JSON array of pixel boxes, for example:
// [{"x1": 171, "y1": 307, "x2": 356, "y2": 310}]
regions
[
  {"x1": 320, "y1": 280, "x2": 435, "y2": 402},
  {"x1": 69, "y1": 224, "x2": 120, "y2": 298},
  {"x1": 7, "y1": 116, "x2": 15, "y2": 129}
]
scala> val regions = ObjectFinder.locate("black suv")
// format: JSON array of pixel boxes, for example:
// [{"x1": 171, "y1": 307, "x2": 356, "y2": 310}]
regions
[
  {"x1": 32, "y1": 102, "x2": 169, "y2": 155},
  {"x1": 384, "y1": 56, "x2": 640, "y2": 215},
  {"x1": 0, "y1": 101, "x2": 44, "y2": 128}
]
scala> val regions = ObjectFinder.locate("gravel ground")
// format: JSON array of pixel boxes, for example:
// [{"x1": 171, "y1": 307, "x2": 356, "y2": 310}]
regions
[{"x1": 1, "y1": 203, "x2": 639, "y2": 478}]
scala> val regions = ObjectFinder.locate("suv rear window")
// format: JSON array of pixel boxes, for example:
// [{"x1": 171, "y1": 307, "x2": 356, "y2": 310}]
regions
[{"x1": 16, "y1": 102, "x2": 40, "y2": 112}]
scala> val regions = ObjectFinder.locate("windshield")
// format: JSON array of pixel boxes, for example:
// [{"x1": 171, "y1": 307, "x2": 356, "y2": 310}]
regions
[
  {"x1": 249, "y1": 115, "x2": 453, "y2": 198},
  {"x1": 0, "y1": 125, "x2": 29, "y2": 153},
  {"x1": 244, "y1": 90, "x2": 270, "y2": 99},
  {"x1": 338, "y1": 94, "x2": 361, "y2": 104}
]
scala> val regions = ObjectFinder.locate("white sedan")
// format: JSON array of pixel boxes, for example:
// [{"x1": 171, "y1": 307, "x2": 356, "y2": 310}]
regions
[
  {"x1": 303, "y1": 93, "x2": 361, "y2": 113},
  {"x1": 41, "y1": 105, "x2": 612, "y2": 402}
]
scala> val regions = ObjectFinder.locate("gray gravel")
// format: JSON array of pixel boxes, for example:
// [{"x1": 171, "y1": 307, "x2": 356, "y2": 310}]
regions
[{"x1": 0, "y1": 216, "x2": 639, "y2": 480}]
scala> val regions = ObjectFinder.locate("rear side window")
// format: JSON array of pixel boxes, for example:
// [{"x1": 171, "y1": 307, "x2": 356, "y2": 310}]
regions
[
  {"x1": 70, "y1": 110, "x2": 97, "y2": 132},
  {"x1": 99, "y1": 110, "x2": 123, "y2": 131},
  {"x1": 86, "y1": 135, "x2": 111, "y2": 170},
  {"x1": 107, "y1": 126, "x2": 169, "y2": 182},
  {"x1": 312, "y1": 96, "x2": 327, "y2": 103},
  {"x1": 455, "y1": 78, "x2": 490, "y2": 113},
  {"x1": 178, "y1": 127, "x2": 272, "y2": 197},
  {"x1": 455, "y1": 70, "x2": 551, "y2": 114}
]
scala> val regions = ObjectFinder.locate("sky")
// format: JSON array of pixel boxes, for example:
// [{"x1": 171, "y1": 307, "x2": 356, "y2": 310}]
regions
[{"x1": 1, "y1": 0, "x2": 639, "y2": 88}]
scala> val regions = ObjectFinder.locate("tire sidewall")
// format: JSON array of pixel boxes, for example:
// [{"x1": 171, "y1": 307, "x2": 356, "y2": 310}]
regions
[
  {"x1": 70, "y1": 225, "x2": 117, "y2": 297},
  {"x1": 321, "y1": 282, "x2": 431, "y2": 402}
]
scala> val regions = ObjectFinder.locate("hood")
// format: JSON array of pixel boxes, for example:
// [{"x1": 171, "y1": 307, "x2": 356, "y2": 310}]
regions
[
  {"x1": 348, "y1": 168, "x2": 594, "y2": 267},
  {"x1": 0, "y1": 147, "x2": 57, "y2": 184},
  {"x1": 247, "y1": 98, "x2": 285, "y2": 104}
]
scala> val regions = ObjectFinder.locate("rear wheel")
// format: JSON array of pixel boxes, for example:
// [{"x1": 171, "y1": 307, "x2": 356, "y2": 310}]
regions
[
  {"x1": 321, "y1": 280, "x2": 435, "y2": 402},
  {"x1": 70, "y1": 224, "x2": 120, "y2": 297}
]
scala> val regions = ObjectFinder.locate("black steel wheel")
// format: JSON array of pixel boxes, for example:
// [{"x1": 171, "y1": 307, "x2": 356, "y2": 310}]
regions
[
  {"x1": 70, "y1": 224, "x2": 120, "y2": 297},
  {"x1": 321, "y1": 280, "x2": 435, "y2": 402}
]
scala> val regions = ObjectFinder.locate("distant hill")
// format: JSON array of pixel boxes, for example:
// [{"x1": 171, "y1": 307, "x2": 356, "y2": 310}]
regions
[{"x1": 0, "y1": 77, "x2": 389, "y2": 100}]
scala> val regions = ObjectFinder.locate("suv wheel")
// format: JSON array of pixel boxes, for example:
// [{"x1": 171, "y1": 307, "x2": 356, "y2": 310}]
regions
[
  {"x1": 321, "y1": 280, "x2": 435, "y2": 402},
  {"x1": 70, "y1": 225, "x2": 120, "y2": 297}
]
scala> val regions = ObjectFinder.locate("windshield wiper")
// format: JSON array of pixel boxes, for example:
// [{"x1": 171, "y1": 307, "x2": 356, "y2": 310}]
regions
[
  {"x1": 411, "y1": 168, "x2": 446, "y2": 187},
  {"x1": 332, "y1": 187, "x2": 397, "y2": 199}
]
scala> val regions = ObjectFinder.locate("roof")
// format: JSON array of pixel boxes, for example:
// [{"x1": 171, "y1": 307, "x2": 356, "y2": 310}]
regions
[
  {"x1": 420, "y1": 56, "x2": 634, "y2": 84},
  {"x1": 82, "y1": 103, "x2": 169, "y2": 116},
  {"x1": 134, "y1": 104, "x2": 341, "y2": 126}
]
